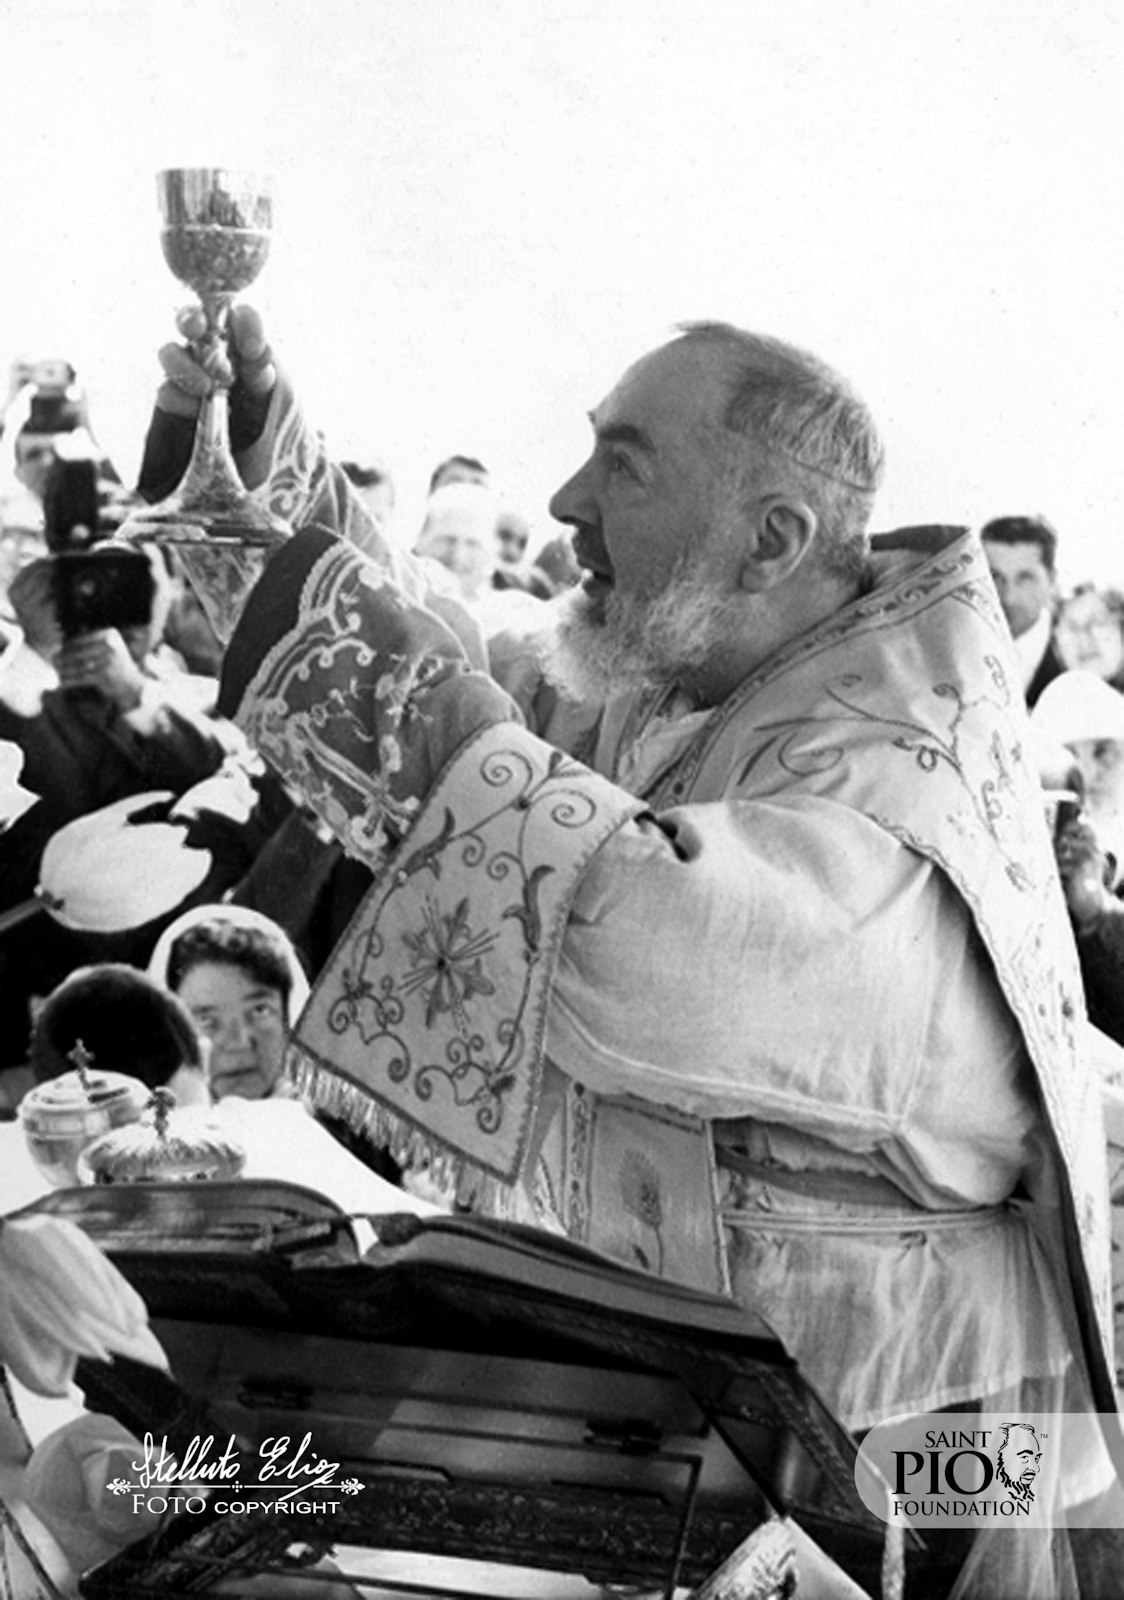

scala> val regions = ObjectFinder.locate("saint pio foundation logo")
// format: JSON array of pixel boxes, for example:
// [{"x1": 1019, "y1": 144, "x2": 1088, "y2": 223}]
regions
[
  {"x1": 106, "y1": 1431, "x2": 364, "y2": 1519},
  {"x1": 854, "y1": 1413, "x2": 1068, "y2": 1529},
  {"x1": 994, "y1": 1422, "x2": 1042, "y2": 1504}
]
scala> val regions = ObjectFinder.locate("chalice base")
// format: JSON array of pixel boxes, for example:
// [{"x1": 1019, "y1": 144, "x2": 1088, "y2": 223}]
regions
[{"x1": 123, "y1": 503, "x2": 288, "y2": 548}]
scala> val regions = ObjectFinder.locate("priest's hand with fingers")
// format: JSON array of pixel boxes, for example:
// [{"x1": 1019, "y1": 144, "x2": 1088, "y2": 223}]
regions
[
  {"x1": 157, "y1": 303, "x2": 276, "y2": 419},
  {"x1": 139, "y1": 305, "x2": 278, "y2": 504}
]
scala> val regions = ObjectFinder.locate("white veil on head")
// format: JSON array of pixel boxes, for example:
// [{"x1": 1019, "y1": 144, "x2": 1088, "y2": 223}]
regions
[{"x1": 146, "y1": 903, "x2": 311, "y2": 1024}]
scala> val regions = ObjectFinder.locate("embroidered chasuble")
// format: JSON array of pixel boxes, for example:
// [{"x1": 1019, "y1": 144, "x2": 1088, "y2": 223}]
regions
[{"x1": 211, "y1": 508, "x2": 1115, "y2": 1439}]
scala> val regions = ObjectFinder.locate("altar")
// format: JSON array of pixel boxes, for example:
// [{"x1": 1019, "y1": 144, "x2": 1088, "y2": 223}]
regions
[{"x1": 0, "y1": 1110, "x2": 893, "y2": 1599}]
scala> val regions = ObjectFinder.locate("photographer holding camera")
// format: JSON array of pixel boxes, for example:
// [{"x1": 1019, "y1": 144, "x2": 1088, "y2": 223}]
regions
[
  {"x1": 0, "y1": 539, "x2": 280, "y2": 1074},
  {"x1": 0, "y1": 358, "x2": 133, "y2": 538},
  {"x1": 0, "y1": 543, "x2": 241, "y2": 822}
]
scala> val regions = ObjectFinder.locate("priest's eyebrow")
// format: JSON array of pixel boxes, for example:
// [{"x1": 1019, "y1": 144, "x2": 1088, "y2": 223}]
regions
[{"x1": 587, "y1": 413, "x2": 657, "y2": 454}]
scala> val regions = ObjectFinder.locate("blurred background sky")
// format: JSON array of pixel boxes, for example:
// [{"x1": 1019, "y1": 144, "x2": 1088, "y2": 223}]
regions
[{"x1": 2, "y1": 0, "x2": 1122, "y2": 578}]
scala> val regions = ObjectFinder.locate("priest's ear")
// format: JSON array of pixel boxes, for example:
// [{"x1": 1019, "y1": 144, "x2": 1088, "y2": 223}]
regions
[{"x1": 736, "y1": 496, "x2": 818, "y2": 593}]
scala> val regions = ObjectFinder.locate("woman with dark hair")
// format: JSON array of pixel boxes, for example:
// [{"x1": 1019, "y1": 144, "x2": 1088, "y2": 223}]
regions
[
  {"x1": 30, "y1": 961, "x2": 209, "y2": 1106},
  {"x1": 147, "y1": 905, "x2": 308, "y2": 1101}
]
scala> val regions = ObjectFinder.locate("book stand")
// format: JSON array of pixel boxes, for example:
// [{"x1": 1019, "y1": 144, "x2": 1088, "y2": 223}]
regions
[{"x1": 20, "y1": 1183, "x2": 891, "y2": 1598}]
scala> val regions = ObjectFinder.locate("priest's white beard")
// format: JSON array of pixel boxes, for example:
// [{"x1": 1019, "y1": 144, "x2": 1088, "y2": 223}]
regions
[{"x1": 540, "y1": 558, "x2": 743, "y2": 705}]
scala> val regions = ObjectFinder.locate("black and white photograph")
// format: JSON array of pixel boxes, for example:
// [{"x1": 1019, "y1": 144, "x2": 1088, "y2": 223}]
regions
[{"x1": 1, "y1": 4, "x2": 1124, "y2": 1597}]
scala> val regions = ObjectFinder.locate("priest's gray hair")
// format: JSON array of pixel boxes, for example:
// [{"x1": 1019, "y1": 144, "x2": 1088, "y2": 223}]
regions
[{"x1": 675, "y1": 321, "x2": 885, "y2": 583}]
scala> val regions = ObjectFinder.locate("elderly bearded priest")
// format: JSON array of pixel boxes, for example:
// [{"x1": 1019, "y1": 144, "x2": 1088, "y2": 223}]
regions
[{"x1": 140, "y1": 314, "x2": 1118, "y2": 1594}]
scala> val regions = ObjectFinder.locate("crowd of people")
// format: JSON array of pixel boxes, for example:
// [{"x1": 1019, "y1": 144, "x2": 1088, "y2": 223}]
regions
[
  {"x1": 0, "y1": 358, "x2": 574, "y2": 1090},
  {"x1": 0, "y1": 319, "x2": 1123, "y2": 1597},
  {"x1": 978, "y1": 515, "x2": 1124, "y2": 1048}
]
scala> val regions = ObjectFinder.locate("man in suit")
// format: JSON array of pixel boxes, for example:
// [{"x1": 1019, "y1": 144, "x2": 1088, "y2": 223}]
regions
[{"x1": 980, "y1": 513, "x2": 1064, "y2": 704}]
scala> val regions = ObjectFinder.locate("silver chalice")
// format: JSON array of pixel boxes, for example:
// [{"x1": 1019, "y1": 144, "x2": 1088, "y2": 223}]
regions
[{"x1": 121, "y1": 167, "x2": 287, "y2": 549}]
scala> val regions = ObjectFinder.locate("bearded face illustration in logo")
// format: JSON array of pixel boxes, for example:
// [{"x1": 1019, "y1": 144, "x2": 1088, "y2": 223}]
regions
[{"x1": 995, "y1": 1422, "x2": 1041, "y2": 1503}]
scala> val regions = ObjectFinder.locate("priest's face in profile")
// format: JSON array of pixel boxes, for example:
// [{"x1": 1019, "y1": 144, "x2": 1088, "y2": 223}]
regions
[{"x1": 544, "y1": 336, "x2": 754, "y2": 704}]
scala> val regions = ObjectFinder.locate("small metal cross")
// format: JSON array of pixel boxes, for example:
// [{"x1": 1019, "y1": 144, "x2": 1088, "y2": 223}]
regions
[{"x1": 67, "y1": 1037, "x2": 96, "y2": 1094}]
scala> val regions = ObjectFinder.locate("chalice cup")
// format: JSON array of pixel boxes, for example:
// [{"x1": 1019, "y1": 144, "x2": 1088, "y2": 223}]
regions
[{"x1": 122, "y1": 168, "x2": 287, "y2": 549}]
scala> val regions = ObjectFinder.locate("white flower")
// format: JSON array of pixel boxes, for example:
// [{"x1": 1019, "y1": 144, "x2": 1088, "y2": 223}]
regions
[{"x1": 0, "y1": 1214, "x2": 167, "y2": 1397}]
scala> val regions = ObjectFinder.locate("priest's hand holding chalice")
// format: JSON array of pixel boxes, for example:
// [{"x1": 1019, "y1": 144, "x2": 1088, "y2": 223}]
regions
[
  {"x1": 121, "y1": 167, "x2": 465, "y2": 675},
  {"x1": 121, "y1": 168, "x2": 291, "y2": 644}
]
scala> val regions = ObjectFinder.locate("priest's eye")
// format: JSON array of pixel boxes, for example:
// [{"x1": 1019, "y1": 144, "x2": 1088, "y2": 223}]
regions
[{"x1": 608, "y1": 451, "x2": 639, "y2": 481}]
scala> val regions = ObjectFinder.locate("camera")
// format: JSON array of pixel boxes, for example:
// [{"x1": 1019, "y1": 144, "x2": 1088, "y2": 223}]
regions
[
  {"x1": 52, "y1": 548, "x2": 157, "y2": 640},
  {"x1": 43, "y1": 457, "x2": 101, "y2": 552},
  {"x1": 30, "y1": 358, "x2": 75, "y2": 395}
]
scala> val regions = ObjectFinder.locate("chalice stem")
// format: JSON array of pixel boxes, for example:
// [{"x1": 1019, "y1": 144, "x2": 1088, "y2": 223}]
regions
[
  {"x1": 184, "y1": 387, "x2": 247, "y2": 510},
  {"x1": 199, "y1": 289, "x2": 233, "y2": 345},
  {"x1": 194, "y1": 289, "x2": 240, "y2": 389},
  {"x1": 182, "y1": 291, "x2": 247, "y2": 507}
]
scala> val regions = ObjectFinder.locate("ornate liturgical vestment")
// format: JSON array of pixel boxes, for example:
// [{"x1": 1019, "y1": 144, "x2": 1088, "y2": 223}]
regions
[{"x1": 189, "y1": 386, "x2": 1114, "y2": 1443}]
